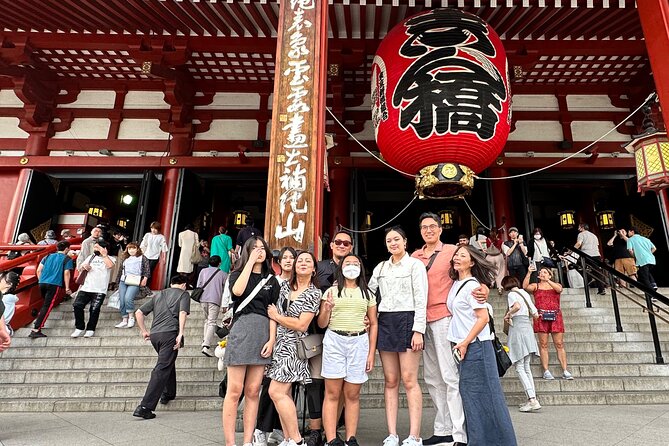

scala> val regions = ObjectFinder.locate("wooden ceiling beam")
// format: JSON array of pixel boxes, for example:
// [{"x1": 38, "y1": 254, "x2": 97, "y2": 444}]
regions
[
  {"x1": 539, "y1": 7, "x2": 581, "y2": 39},
  {"x1": 90, "y1": 0, "x2": 142, "y2": 34},
  {"x1": 178, "y1": 1, "x2": 220, "y2": 37},
  {"x1": 61, "y1": 0, "x2": 112, "y2": 33},
  {"x1": 160, "y1": 1, "x2": 204, "y2": 36},
  {"x1": 343, "y1": 3, "x2": 353, "y2": 39},
  {"x1": 211, "y1": 2, "x2": 246, "y2": 37},
  {"x1": 229, "y1": 3, "x2": 260, "y2": 38},
  {"x1": 16, "y1": 0, "x2": 84, "y2": 33},
  {"x1": 329, "y1": 4, "x2": 340, "y2": 38},
  {"x1": 261, "y1": 3, "x2": 279, "y2": 31},
  {"x1": 372, "y1": 5, "x2": 383, "y2": 39},
  {"x1": 122, "y1": 1, "x2": 175, "y2": 34},
  {"x1": 199, "y1": 2, "x2": 232, "y2": 37},
  {"x1": 131, "y1": 0, "x2": 179, "y2": 35},
  {"x1": 144, "y1": 0, "x2": 192, "y2": 36},
  {"x1": 494, "y1": 6, "x2": 530, "y2": 38},
  {"x1": 245, "y1": 3, "x2": 273, "y2": 38},
  {"x1": 358, "y1": 4, "x2": 367, "y2": 40},
  {"x1": 559, "y1": 1, "x2": 608, "y2": 39},
  {"x1": 101, "y1": 0, "x2": 153, "y2": 34},
  {"x1": 0, "y1": 6, "x2": 33, "y2": 31},
  {"x1": 504, "y1": 4, "x2": 545, "y2": 39},
  {"x1": 518, "y1": 7, "x2": 563, "y2": 39},
  {"x1": 545, "y1": 5, "x2": 589, "y2": 39}
]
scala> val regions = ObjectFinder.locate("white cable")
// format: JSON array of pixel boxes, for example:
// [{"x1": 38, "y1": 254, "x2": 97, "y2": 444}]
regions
[
  {"x1": 463, "y1": 197, "x2": 490, "y2": 231},
  {"x1": 475, "y1": 92, "x2": 658, "y2": 181},
  {"x1": 341, "y1": 194, "x2": 418, "y2": 234},
  {"x1": 326, "y1": 107, "x2": 414, "y2": 177}
]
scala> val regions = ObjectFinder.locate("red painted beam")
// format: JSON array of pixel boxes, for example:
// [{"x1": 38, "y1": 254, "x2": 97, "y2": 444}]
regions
[
  {"x1": 0, "y1": 155, "x2": 269, "y2": 170},
  {"x1": 638, "y1": 0, "x2": 669, "y2": 133},
  {"x1": 229, "y1": 2, "x2": 260, "y2": 38},
  {"x1": 246, "y1": 3, "x2": 273, "y2": 38}
]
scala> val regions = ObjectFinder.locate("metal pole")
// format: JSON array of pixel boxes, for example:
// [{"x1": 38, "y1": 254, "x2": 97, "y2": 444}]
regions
[
  {"x1": 581, "y1": 255, "x2": 592, "y2": 308},
  {"x1": 645, "y1": 291, "x2": 665, "y2": 364},
  {"x1": 608, "y1": 272, "x2": 623, "y2": 332}
]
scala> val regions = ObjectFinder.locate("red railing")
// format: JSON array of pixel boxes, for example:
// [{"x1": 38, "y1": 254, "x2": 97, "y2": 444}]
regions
[{"x1": 0, "y1": 240, "x2": 82, "y2": 329}]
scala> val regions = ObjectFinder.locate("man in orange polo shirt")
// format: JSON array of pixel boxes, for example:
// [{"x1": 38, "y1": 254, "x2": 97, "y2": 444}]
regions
[{"x1": 412, "y1": 212, "x2": 489, "y2": 446}]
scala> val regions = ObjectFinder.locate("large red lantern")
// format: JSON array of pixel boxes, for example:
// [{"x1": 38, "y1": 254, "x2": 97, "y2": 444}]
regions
[{"x1": 372, "y1": 8, "x2": 511, "y2": 198}]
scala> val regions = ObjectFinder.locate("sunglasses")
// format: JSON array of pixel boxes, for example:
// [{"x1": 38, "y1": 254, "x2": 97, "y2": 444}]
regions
[{"x1": 333, "y1": 239, "x2": 352, "y2": 247}]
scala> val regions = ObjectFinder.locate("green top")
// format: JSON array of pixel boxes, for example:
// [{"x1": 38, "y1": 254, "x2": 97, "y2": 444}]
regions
[
  {"x1": 322, "y1": 286, "x2": 375, "y2": 332},
  {"x1": 210, "y1": 233, "x2": 233, "y2": 273}
]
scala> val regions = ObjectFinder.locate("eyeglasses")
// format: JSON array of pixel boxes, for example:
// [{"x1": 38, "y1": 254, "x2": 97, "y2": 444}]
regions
[
  {"x1": 334, "y1": 239, "x2": 352, "y2": 247},
  {"x1": 420, "y1": 224, "x2": 439, "y2": 231}
]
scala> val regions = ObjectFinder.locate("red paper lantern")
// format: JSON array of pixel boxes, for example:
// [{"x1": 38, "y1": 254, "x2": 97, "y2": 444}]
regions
[{"x1": 372, "y1": 8, "x2": 511, "y2": 198}]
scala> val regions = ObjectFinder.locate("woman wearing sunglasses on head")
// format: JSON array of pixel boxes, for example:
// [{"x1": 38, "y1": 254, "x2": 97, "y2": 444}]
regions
[
  {"x1": 368, "y1": 226, "x2": 428, "y2": 446},
  {"x1": 318, "y1": 253, "x2": 378, "y2": 446}
]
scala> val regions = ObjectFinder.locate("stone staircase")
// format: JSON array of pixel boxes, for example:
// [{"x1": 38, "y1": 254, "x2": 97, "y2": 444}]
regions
[{"x1": 1, "y1": 288, "x2": 669, "y2": 412}]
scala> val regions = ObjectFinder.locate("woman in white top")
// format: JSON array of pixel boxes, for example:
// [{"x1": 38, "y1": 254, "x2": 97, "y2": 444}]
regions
[
  {"x1": 113, "y1": 242, "x2": 151, "y2": 329},
  {"x1": 177, "y1": 224, "x2": 199, "y2": 275},
  {"x1": 368, "y1": 226, "x2": 427, "y2": 446},
  {"x1": 447, "y1": 245, "x2": 516, "y2": 446},
  {"x1": 502, "y1": 276, "x2": 541, "y2": 413},
  {"x1": 140, "y1": 221, "x2": 169, "y2": 276}
]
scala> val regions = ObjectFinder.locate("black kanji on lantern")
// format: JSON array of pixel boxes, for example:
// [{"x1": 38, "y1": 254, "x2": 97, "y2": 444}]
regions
[{"x1": 393, "y1": 9, "x2": 507, "y2": 141}]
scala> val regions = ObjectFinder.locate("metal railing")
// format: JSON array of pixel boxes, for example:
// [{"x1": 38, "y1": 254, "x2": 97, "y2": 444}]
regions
[{"x1": 568, "y1": 246, "x2": 668, "y2": 364}]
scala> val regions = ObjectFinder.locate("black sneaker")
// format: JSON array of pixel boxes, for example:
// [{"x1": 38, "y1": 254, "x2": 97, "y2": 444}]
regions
[
  {"x1": 159, "y1": 395, "x2": 175, "y2": 405},
  {"x1": 345, "y1": 436, "x2": 359, "y2": 446},
  {"x1": 305, "y1": 429, "x2": 324, "y2": 446},
  {"x1": 423, "y1": 435, "x2": 454, "y2": 446},
  {"x1": 325, "y1": 438, "x2": 344, "y2": 446},
  {"x1": 29, "y1": 331, "x2": 47, "y2": 339},
  {"x1": 132, "y1": 405, "x2": 156, "y2": 419}
]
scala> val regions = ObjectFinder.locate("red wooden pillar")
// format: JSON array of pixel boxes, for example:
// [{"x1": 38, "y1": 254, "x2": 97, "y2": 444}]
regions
[
  {"x1": 24, "y1": 132, "x2": 50, "y2": 156},
  {"x1": 328, "y1": 167, "x2": 350, "y2": 238},
  {"x1": 489, "y1": 167, "x2": 513, "y2": 235},
  {"x1": 2, "y1": 168, "x2": 30, "y2": 243},
  {"x1": 152, "y1": 168, "x2": 180, "y2": 290},
  {"x1": 638, "y1": 0, "x2": 669, "y2": 132}
]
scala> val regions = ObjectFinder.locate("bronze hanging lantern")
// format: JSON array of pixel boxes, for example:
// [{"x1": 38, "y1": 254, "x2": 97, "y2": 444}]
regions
[
  {"x1": 596, "y1": 211, "x2": 615, "y2": 230},
  {"x1": 438, "y1": 209, "x2": 455, "y2": 229},
  {"x1": 558, "y1": 210, "x2": 576, "y2": 229},
  {"x1": 624, "y1": 96, "x2": 669, "y2": 195},
  {"x1": 233, "y1": 210, "x2": 250, "y2": 229}
]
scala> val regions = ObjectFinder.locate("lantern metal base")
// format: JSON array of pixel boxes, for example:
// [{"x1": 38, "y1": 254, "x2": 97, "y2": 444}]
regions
[{"x1": 416, "y1": 163, "x2": 475, "y2": 199}]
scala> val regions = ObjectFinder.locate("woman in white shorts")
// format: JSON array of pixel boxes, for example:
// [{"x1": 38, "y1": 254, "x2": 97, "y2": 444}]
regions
[{"x1": 318, "y1": 254, "x2": 378, "y2": 446}]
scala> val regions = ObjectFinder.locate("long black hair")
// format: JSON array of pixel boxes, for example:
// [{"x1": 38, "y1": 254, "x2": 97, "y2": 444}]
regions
[
  {"x1": 333, "y1": 253, "x2": 372, "y2": 300},
  {"x1": 290, "y1": 251, "x2": 319, "y2": 291},
  {"x1": 235, "y1": 236, "x2": 273, "y2": 277},
  {"x1": 448, "y1": 244, "x2": 496, "y2": 284},
  {"x1": 0, "y1": 271, "x2": 20, "y2": 294}
]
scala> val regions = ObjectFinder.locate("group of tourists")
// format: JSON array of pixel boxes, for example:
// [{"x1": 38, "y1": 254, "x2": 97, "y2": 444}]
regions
[{"x1": 214, "y1": 212, "x2": 519, "y2": 446}]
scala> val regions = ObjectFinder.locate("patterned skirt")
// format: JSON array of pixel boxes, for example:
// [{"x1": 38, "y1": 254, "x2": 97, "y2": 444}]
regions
[{"x1": 266, "y1": 327, "x2": 311, "y2": 383}]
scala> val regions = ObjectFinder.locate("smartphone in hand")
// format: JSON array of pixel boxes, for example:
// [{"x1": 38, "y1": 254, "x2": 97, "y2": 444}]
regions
[{"x1": 452, "y1": 347, "x2": 462, "y2": 365}]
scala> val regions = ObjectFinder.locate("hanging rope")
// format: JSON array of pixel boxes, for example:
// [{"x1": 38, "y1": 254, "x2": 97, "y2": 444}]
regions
[
  {"x1": 326, "y1": 107, "x2": 414, "y2": 177},
  {"x1": 341, "y1": 193, "x2": 418, "y2": 234},
  {"x1": 463, "y1": 197, "x2": 490, "y2": 231},
  {"x1": 474, "y1": 92, "x2": 657, "y2": 181}
]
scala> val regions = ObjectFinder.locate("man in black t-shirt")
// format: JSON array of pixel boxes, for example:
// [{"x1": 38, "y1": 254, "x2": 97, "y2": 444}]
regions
[
  {"x1": 133, "y1": 275, "x2": 190, "y2": 419},
  {"x1": 235, "y1": 217, "x2": 260, "y2": 254},
  {"x1": 607, "y1": 229, "x2": 637, "y2": 287}
]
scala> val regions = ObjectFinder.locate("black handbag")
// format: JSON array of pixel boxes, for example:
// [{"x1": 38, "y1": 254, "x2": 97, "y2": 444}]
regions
[
  {"x1": 488, "y1": 311, "x2": 512, "y2": 377},
  {"x1": 191, "y1": 269, "x2": 221, "y2": 302}
]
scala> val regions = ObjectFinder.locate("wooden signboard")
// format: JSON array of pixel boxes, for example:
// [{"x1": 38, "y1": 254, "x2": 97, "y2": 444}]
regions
[{"x1": 265, "y1": 0, "x2": 327, "y2": 255}]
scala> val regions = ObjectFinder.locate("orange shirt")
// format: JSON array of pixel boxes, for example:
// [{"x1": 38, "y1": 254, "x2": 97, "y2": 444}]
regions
[{"x1": 412, "y1": 242, "x2": 457, "y2": 322}]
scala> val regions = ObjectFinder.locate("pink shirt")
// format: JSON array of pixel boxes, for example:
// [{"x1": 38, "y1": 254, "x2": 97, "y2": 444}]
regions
[{"x1": 412, "y1": 242, "x2": 457, "y2": 322}]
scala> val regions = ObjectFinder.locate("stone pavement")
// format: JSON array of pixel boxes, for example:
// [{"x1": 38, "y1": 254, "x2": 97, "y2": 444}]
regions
[{"x1": 2, "y1": 406, "x2": 669, "y2": 446}]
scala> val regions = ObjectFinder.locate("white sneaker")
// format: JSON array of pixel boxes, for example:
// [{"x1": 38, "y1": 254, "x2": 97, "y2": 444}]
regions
[
  {"x1": 401, "y1": 436, "x2": 422, "y2": 446},
  {"x1": 71, "y1": 329, "x2": 84, "y2": 338},
  {"x1": 253, "y1": 429, "x2": 268, "y2": 446},
  {"x1": 127, "y1": 318, "x2": 135, "y2": 328},
  {"x1": 84, "y1": 330, "x2": 95, "y2": 338},
  {"x1": 115, "y1": 320, "x2": 128, "y2": 328},
  {"x1": 285, "y1": 440, "x2": 300, "y2": 446},
  {"x1": 268, "y1": 430, "x2": 284, "y2": 444},
  {"x1": 529, "y1": 399, "x2": 542, "y2": 410},
  {"x1": 243, "y1": 443, "x2": 254, "y2": 446},
  {"x1": 519, "y1": 402, "x2": 534, "y2": 412},
  {"x1": 277, "y1": 441, "x2": 289, "y2": 446},
  {"x1": 562, "y1": 370, "x2": 574, "y2": 380},
  {"x1": 542, "y1": 370, "x2": 555, "y2": 380},
  {"x1": 383, "y1": 435, "x2": 400, "y2": 446}
]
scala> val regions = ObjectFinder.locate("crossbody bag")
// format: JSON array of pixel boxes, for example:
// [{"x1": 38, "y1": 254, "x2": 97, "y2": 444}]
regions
[{"x1": 190, "y1": 269, "x2": 221, "y2": 302}]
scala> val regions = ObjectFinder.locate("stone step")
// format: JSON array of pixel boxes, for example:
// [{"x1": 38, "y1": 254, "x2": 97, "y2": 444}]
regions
[{"x1": 3, "y1": 375, "x2": 668, "y2": 402}]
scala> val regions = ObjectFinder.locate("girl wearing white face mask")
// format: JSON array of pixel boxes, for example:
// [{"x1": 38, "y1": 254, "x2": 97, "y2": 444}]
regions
[{"x1": 318, "y1": 254, "x2": 378, "y2": 446}]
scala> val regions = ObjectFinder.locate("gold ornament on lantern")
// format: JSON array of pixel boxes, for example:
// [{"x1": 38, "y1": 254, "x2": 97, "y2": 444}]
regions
[{"x1": 558, "y1": 210, "x2": 575, "y2": 230}]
